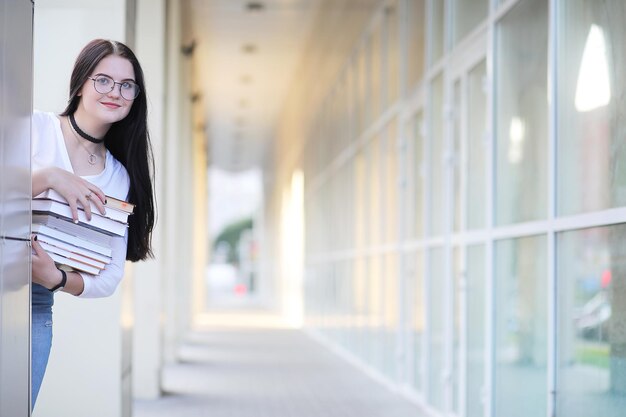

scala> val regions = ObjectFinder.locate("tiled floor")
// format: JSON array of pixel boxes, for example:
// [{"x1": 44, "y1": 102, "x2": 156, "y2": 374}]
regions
[{"x1": 133, "y1": 309, "x2": 429, "y2": 417}]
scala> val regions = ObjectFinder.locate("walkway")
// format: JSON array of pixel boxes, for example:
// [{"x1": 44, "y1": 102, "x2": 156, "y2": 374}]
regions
[{"x1": 133, "y1": 308, "x2": 429, "y2": 417}]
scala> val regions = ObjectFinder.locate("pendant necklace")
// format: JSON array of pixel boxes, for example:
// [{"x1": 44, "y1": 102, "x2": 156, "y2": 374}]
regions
[{"x1": 67, "y1": 117, "x2": 102, "y2": 165}]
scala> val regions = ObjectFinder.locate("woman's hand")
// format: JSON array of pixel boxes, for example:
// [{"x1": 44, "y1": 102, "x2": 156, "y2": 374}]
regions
[
  {"x1": 31, "y1": 235, "x2": 62, "y2": 290},
  {"x1": 33, "y1": 167, "x2": 106, "y2": 221}
]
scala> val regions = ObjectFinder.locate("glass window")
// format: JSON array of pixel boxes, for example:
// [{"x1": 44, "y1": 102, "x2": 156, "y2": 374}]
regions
[
  {"x1": 467, "y1": 60, "x2": 487, "y2": 230},
  {"x1": 406, "y1": 112, "x2": 424, "y2": 237},
  {"x1": 453, "y1": 80, "x2": 462, "y2": 232},
  {"x1": 428, "y1": 247, "x2": 445, "y2": 411},
  {"x1": 385, "y1": 0, "x2": 400, "y2": 106},
  {"x1": 452, "y1": 0, "x2": 489, "y2": 45},
  {"x1": 557, "y1": 225, "x2": 626, "y2": 417},
  {"x1": 557, "y1": 1, "x2": 626, "y2": 215},
  {"x1": 495, "y1": 0, "x2": 548, "y2": 225},
  {"x1": 383, "y1": 253, "x2": 399, "y2": 378},
  {"x1": 494, "y1": 235, "x2": 548, "y2": 417},
  {"x1": 370, "y1": 26, "x2": 382, "y2": 124},
  {"x1": 354, "y1": 151, "x2": 367, "y2": 251},
  {"x1": 368, "y1": 254, "x2": 382, "y2": 363},
  {"x1": 356, "y1": 255, "x2": 370, "y2": 362},
  {"x1": 452, "y1": 248, "x2": 462, "y2": 413},
  {"x1": 409, "y1": 251, "x2": 425, "y2": 391},
  {"x1": 384, "y1": 121, "x2": 398, "y2": 244},
  {"x1": 466, "y1": 244, "x2": 486, "y2": 417},
  {"x1": 357, "y1": 46, "x2": 368, "y2": 135},
  {"x1": 429, "y1": 0, "x2": 445, "y2": 64},
  {"x1": 367, "y1": 136, "x2": 381, "y2": 246},
  {"x1": 412, "y1": 112, "x2": 425, "y2": 238},
  {"x1": 407, "y1": 0, "x2": 426, "y2": 88},
  {"x1": 430, "y1": 74, "x2": 445, "y2": 235}
]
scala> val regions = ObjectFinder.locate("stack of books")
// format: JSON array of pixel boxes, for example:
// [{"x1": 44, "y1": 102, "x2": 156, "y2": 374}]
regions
[{"x1": 32, "y1": 189, "x2": 134, "y2": 276}]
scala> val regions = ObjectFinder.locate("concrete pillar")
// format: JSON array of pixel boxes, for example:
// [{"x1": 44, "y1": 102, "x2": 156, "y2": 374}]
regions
[{"x1": 131, "y1": 0, "x2": 167, "y2": 400}]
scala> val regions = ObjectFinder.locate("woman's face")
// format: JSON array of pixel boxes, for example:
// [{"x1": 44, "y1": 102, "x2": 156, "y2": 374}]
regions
[{"x1": 78, "y1": 54, "x2": 136, "y2": 125}]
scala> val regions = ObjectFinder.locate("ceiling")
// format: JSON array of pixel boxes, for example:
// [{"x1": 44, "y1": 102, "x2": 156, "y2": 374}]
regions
[{"x1": 190, "y1": 0, "x2": 322, "y2": 172}]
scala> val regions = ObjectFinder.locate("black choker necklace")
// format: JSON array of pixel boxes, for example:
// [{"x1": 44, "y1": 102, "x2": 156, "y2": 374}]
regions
[{"x1": 69, "y1": 113, "x2": 105, "y2": 144}]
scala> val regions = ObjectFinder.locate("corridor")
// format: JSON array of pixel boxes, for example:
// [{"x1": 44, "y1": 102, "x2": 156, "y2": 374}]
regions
[{"x1": 134, "y1": 309, "x2": 429, "y2": 417}]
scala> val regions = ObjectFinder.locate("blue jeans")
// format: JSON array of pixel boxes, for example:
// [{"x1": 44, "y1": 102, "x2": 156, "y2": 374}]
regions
[{"x1": 31, "y1": 283, "x2": 53, "y2": 409}]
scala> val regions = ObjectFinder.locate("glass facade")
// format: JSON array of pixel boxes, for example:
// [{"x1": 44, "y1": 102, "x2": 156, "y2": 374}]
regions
[
  {"x1": 557, "y1": 225, "x2": 626, "y2": 417},
  {"x1": 301, "y1": 1, "x2": 626, "y2": 416},
  {"x1": 494, "y1": 235, "x2": 547, "y2": 417}
]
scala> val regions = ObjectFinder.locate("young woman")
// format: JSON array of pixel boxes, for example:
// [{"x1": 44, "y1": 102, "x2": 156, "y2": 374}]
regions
[{"x1": 30, "y1": 39, "x2": 155, "y2": 408}]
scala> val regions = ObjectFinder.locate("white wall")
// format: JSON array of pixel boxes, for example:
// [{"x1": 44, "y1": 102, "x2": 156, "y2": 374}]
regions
[{"x1": 32, "y1": 1, "x2": 129, "y2": 416}]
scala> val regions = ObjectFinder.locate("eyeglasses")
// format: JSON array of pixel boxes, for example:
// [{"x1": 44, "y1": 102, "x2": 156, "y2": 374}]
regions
[{"x1": 88, "y1": 74, "x2": 140, "y2": 101}]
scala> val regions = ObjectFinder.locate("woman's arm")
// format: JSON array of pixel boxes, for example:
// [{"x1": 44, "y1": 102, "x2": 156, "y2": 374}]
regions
[
  {"x1": 31, "y1": 232, "x2": 127, "y2": 298},
  {"x1": 76, "y1": 234, "x2": 127, "y2": 298},
  {"x1": 33, "y1": 167, "x2": 107, "y2": 221}
]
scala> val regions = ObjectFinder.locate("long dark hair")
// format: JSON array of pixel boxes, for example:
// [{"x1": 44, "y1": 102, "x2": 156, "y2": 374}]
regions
[{"x1": 61, "y1": 39, "x2": 155, "y2": 262}]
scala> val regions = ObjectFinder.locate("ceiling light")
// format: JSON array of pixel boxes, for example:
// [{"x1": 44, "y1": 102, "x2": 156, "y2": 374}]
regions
[
  {"x1": 242, "y1": 44, "x2": 258, "y2": 54},
  {"x1": 575, "y1": 24, "x2": 611, "y2": 112},
  {"x1": 246, "y1": 2, "x2": 264, "y2": 12}
]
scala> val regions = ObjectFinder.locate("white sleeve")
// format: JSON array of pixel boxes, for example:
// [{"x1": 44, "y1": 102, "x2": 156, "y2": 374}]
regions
[{"x1": 77, "y1": 233, "x2": 128, "y2": 298}]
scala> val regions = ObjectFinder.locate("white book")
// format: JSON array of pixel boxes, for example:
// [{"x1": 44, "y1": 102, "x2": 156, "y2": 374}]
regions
[
  {"x1": 39, "y1": 241, "x2": 107, "y2": 270},
  {"x1": 32, "y1": 199, "x2": 127, "y2": 236},
  {"x1": 48, "y1": 252, "x2": 101, "y2": 275},
  {"x1": 32, "y1": 215, "x2": 113, "y2": 248},
  {"x1": 35, "y1": 232, "x2": 112, "y2": 264},
  {"x1": 35, "y1": 189, "x2": 132, "y2": 222}
]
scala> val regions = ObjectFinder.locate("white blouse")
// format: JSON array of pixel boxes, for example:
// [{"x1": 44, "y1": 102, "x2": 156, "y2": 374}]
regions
[{"x1": 31, "y1": 110, "x2": 130, "y2": 298}]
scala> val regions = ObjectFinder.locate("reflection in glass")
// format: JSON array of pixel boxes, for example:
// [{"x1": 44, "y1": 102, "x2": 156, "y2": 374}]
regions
[
  {"x1": 357, "y1": 46, "x2": 367, "y2": 135},
  {"x1": 409, "y1": 251, "x2": 425, "y2": 391},
  {"x1": 368, "y1": 255, "x2": 382, "y2": 368},
  {"x1": 467, "y1": 245, "x2": 486, "y2": 417},
  {"x1": 407, "y1": 0, "x2": 425, "y2": 88},
  {"x1": 384, "y1": 121, "x2": 398, "y2": 244},
  {"x1": 467, "y1": 61, "x2": 487, "y2": 230},
  {"x1": 383, "y1": 253, "x2": 398, "y2": 378},
  {"x1": 370, "y1": 26, "x2": 382, "y2": 125},
  {"x1": 452, "y1": 0, "x2": 488, "y2": 45},
  {"x1": 430, "y1": 74, "x2": 445, "y2": 235},
  {"x1": 429, "y1": 0, "x2": 444, "y2": 64},
  {"x1": 557, "y1": 225, "x2": 626, "y2": 417},
  {"x1": 495, "y1": 235, "x2": 547, "y2": 417},
  {"x1": 574, "y1": 25, "x2": 610, "y2": 112},
  {"x1": 452, "y1": 248, "x2": 461, "y2": 413},
  {"x1": 453, "y1": 80, "x2": 462, "y2": 232},
  {"x1": 385, "y1": 0, "x2": 400, "y2": 106},
  {"x1": 428, "y1": 248, "x2": 445, "y2": 411},
  {"x1": 495, "y1": 0, "x2": 548, "y2": 225},
  {"x1": 557, "y1": 1, "x2": 626, "y2": 215},
  {"x1": 367, "y1": 136, "x2": 381, "y2": 246},
  {"x1": 413, "y1": 113, "x2": 425, "y2": 237}
]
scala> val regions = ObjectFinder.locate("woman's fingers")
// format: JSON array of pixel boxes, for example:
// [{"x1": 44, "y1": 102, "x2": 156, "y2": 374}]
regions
[
  {"x1": 31, "y1": 235, "x2": 44, "y2": 257},
  {"x1": 67, "y1": 196, "x2": 81, "y2": 222},
  {"x1": 32, "y1": 235, "x2": 53, "y2": 263},
  {"x1": 87, "y1": 188, "x2": 107, "y2": 215}
]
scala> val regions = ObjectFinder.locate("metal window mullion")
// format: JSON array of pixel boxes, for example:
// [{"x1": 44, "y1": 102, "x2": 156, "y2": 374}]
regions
[
  {"x1": 396, "y1": 0, "x2": 410, "y2": 387},
  {"x1": 547, "y1": 0, "x2": 558, "y2": 416},
  {"x1": 443, "y1": 61, "x2": 456, "y2": 415},
  {"x1": 485, "y1": 5, "x2": 497, "y2": 417},
  {"x1": 459, "y1": 69, "x2": 470, "y2": 417}
]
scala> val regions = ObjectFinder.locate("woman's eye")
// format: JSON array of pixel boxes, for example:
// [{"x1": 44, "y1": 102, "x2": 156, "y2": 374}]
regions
[
  {"x1": 96, "y1": 77, "x2": 111, "y2": 85},
  {"x1": 121, "y1": 82, "x2": 132, "y2": 89}
]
